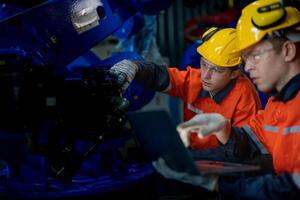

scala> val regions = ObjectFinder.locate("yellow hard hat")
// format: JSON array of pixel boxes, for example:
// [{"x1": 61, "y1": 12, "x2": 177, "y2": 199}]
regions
[
  {"x1": 236, "y1": 0, "x2": 300, "y2": 51},
  {"x1": 197, "y1": 27, "x2": 241, "y2": 67}
]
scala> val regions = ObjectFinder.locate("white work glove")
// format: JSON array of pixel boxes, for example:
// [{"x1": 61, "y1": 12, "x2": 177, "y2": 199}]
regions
[
  {"x1": 177, "y1": 113, "x2": 231, "y2": 147},
  {"x1": 109, "y1": 59, "x2": 139, "y2": 92},
  {"x1": 152, "y1": 157, "x2": 218, "y2": 191}
]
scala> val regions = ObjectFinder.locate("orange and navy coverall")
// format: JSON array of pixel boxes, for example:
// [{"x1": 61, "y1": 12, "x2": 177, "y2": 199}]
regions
[
  {"x1": 167, "y1": 66, "x2": 262, "y2": 150},
  {"x1": 218, "y1": 73, "x2": 300, "y2": 199}
]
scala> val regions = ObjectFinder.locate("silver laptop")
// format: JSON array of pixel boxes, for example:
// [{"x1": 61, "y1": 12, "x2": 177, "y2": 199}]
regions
[{"x1": 126, "y1": 110, "x2": 260, "y2": 175}]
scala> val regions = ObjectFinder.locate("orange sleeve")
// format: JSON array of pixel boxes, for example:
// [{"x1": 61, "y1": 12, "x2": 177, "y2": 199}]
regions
[
  {"x1": 245, "y1": 110, "x2": 269, "y2": 149},
  {"x1": 232, "y1": 77, "x2": 262, "y2": 127},
  {"x1": 167, "y1": 67, "x2": 201, "y2": 103}
]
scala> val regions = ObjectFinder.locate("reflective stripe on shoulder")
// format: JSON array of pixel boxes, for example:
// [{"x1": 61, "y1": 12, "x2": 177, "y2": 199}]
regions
[
  {"x1": 283, "y1": 126, "x2": 300, "y2": 135},
  {"x1": 292, "y1": 173, "x2": 300, "y2": 189},
  {"x1": 187, "y1": 103, "x2": 203, "y2": 114},
  {"x1": 242, "y1": 125, "x2": 269, "y2": 154}
]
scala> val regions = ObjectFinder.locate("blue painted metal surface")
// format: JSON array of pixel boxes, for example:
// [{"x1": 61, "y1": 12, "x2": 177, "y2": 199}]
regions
[
  {"x1": 0, "y1": 0, "x2": 173, "y2": 198},
  {"x1": 0, "y1": 130, "x2": 154, "y2": 199},
  {"x1": 0, "y1": 0, "x2": 135, "y2": 70}
]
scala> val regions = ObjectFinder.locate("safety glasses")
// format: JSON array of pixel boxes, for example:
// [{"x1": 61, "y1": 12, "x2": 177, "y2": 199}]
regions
[
  {"x1": 200, "y1": 58, "x2": 229, "y2": 75},
  {"x1": 242, "y1": 47, "x2": 275, "y2": 65}
]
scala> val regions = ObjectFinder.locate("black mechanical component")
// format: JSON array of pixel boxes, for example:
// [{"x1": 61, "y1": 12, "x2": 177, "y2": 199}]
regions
[
  {"x1": 0, "y1": 54, "x2": 130, "y2": 180},
  {"x1": 47, "y1": 68, "x2": 130, "y2": 179}
]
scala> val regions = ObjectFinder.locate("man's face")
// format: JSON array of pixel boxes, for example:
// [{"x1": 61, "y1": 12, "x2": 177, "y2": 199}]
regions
[
  {"x1": 242, "y1": 40, "x2": 286, "y2": 93},
  {"x1": 200, "y1": 58, "x2": 237, "y2": 94}
]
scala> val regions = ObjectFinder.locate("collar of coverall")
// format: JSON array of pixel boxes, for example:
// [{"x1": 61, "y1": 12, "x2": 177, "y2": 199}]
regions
[
  {"x1": 198, "y1": 78, "x2": 237, "y2": 104},
  {"x1": 272, "y1": 73, "x2": 300, "y2": 102}
]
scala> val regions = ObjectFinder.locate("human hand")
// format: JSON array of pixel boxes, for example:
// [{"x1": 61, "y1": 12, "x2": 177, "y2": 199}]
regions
[
  {"x1": 109, "y1": 59, "x2": 139, "y2": 92},
  {"x1": 152, "y1": 157, "x2": 218, "y2": 191},
  {"x1": 177, "y1": 113, "x2": 231, "y2": 146}
]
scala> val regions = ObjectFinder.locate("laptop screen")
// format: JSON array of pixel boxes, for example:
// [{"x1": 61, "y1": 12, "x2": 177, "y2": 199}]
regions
[
  {"x1": 126, "y1": 110, "x2": 260, "y2": 175},
  {"x1": 126, "y1": 110, "x2": 200, "y2": 175}
]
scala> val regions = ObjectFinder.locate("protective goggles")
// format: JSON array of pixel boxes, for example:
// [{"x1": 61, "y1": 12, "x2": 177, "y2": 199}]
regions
[
  {"x1": 201, "y1": 27, "x2": 221, "y2": 42},
  {"x1": 251, "y1": 1, "x2": 300, "y2": 42},
  {"x1": 251, "y1": 2, "x2": 286, "y2": 29}
]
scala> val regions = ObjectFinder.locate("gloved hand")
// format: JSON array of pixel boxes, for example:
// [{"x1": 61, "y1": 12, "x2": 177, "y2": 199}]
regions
[
  {"x1": 152, "y1": 157, "x2": 218, "y2": 191},
  {"x1": 109, "y1": 59, "x2": 139, "y2": 92},
  {"x1": 176, "y1": 113, "x2": 231, "y2": 147}
]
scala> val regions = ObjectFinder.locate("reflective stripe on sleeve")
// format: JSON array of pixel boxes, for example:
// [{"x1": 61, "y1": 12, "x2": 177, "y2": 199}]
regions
[
  {"x1": 242, "y1": 125, "x2": 269, "y2": 154},
  {"x1": 187, "y1": 103, "x2": 203, "y2": 114},
  {"x1": 263, "y1": 125, "x2": 279, "y2": 132},
  {"x1": 292, "y1": 173, "x2": 300, "y2": 189},
  {"x1": 283, "y1": 126, "x2": 300, "y2": 135}
]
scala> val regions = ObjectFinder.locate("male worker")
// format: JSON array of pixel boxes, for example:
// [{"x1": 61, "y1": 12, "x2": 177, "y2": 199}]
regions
[
  {"x1": 152, "y1": 0, "x2": 300, "y2": 199},
  {"x1": 110, "y1": 27, "x2": 261, "y2": 155}
]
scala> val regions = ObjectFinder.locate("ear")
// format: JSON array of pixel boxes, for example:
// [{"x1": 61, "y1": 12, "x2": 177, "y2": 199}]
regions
[
  {"x1": 229, "y1": 70, "x2": 240, "y2": 79},
  {"x1": 282, "y1": 40, "x2": 297, "y2": 62}
]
